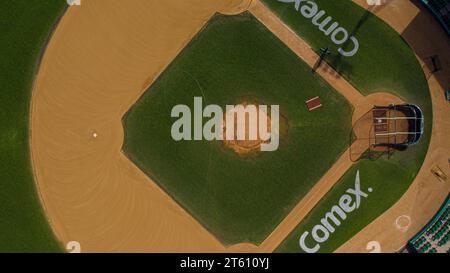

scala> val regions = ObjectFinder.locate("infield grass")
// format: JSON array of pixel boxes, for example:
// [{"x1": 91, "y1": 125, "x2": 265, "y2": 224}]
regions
[{"x1": 123, "y1": 12, "x2": 353, "y2": 245}]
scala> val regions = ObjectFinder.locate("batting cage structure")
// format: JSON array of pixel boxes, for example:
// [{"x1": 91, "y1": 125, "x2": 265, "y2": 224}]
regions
[{"x1": 350, "y1": 104, "x2": 425, "y2": 161}]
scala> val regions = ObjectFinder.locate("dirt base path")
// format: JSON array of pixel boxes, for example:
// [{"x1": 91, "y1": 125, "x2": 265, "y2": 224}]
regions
[
  {"x1": 31, "y1": 0, "x2": 253, "y2": 253},
  {"x1": 336, "y1": 0, "x2": 450, "y2": 253}
]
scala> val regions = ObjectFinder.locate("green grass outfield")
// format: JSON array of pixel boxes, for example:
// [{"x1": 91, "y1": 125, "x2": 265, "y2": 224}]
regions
[
  {"x1": 123, "y1": 12, "x2": 353, "y2": 246},
  {"x1": 0, "y1": 0, "x2": 66, "y2": 252},
  {"x1": 261, "y1": 0, "x2": 432, "y2": 252}
]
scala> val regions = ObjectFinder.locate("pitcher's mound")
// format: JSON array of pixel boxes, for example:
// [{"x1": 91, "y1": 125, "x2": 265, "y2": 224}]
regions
[{"x1": 222, "y1": 102, "x2": 287, "y2": 156}]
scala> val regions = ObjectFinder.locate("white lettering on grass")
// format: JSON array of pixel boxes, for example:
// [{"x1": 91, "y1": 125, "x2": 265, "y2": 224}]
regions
[
  {"x1": 299, "y1": 170, "x2": 372, "y2": 253},
  {"x1": 277, "y1": 0, "x2": 360, "y2": 57}
]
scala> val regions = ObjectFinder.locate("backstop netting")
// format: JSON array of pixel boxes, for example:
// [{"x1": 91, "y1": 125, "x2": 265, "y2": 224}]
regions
[{"x1": 350, "y1": 104, "x2": 424, "y2": 161}]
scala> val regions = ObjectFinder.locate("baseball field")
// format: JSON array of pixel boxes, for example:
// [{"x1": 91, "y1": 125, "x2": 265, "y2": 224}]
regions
[
  {"x1": 1, "y1": 0, "x2": 449, "y2": 253},
  {"x1": 122, "y1": 12, "x2": 352, "y2": 245}
]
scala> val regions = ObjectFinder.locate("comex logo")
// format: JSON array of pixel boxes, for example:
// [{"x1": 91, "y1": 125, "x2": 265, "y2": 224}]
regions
[
  {"x1": 67, "y1": 0, "x2": 81, "y2": 6},
  {"x1": 171, "y1": 97, "x2": 280, "y2": 152},
  {"x1": 278, "y1": 0, "x2": 359, "y2": 57},
  {"x1": 299, "y1": 170, "x2": 373, "y2": 253}
]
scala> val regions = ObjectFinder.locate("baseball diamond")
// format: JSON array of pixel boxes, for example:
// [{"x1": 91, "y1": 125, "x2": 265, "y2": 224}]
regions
[
  {"x1": 0, "y1": 0, "x2": 449, "y2": 254},
  {"x1": 122, "y1": 12, "x2": 352, "y2": 245}
]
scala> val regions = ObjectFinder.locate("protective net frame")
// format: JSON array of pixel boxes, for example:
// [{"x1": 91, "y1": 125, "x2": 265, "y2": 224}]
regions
[{"x1": 350, "y1": 104, "x2": 424, "y2": 161}]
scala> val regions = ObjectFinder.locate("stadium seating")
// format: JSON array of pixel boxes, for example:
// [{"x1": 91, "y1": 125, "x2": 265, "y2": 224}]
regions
[
  {"x1": 408, "y1": 196, "x2": 450, "y2": 253},
  {"x1": 420, "y1": 0, "x2": 450, "y2": 36}
]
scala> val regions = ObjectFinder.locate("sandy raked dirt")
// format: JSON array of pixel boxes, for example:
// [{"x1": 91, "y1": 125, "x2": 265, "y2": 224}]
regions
[
  {"x1": 31, "y1": 0, "x2": 253, "y2": 252},
  {"x1": 31, "y1": 0, "x2": 449, "y2": 253}
]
